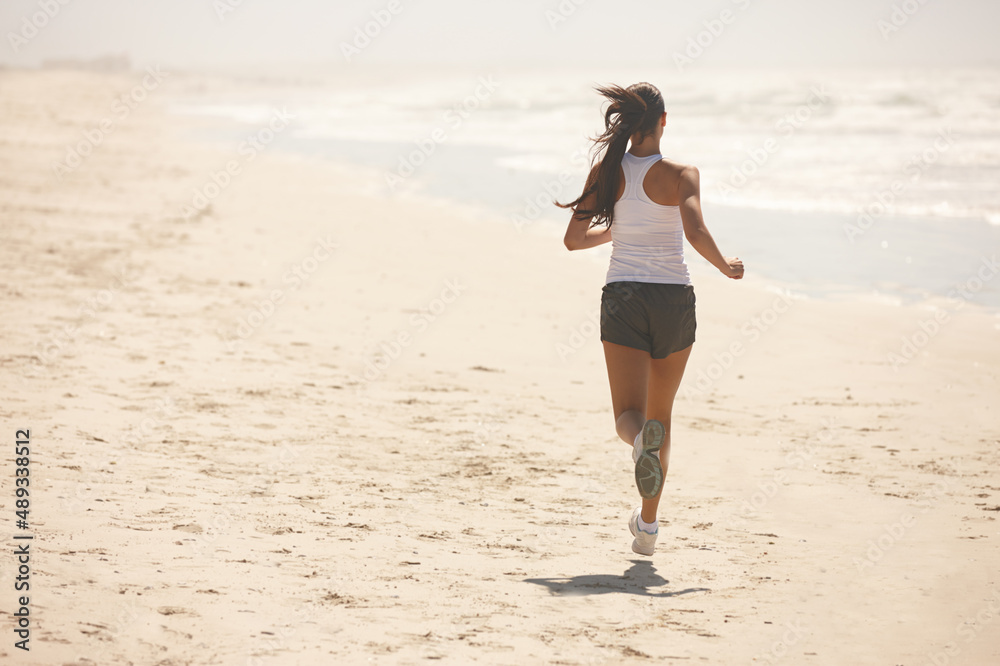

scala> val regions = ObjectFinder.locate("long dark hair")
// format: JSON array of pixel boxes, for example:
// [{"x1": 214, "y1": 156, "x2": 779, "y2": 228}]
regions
[{"x1": 556, "y1": 82, "x2": 665, "y2": 227}]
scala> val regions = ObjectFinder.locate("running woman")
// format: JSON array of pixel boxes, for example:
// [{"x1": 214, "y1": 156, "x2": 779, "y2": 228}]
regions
[{"x1": 559, "y1": 82, "x2": 744, "y2": 556}]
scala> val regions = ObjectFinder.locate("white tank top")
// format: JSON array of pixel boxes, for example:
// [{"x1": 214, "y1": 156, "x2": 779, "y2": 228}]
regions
[{"x1": 605, "y1": 153, "x2": 691, "y2": 286}]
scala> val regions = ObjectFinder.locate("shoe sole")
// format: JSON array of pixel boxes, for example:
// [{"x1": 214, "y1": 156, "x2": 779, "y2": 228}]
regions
[
  {"x1": 631, "y1": 539, "x2": 655, "y2": 556},
  {"x1": 634, "y1": 419, "x2": 665, "y2": 499}
]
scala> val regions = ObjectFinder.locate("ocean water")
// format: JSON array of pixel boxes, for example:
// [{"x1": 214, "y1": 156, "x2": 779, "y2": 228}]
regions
[{"x1": 168, "y1": 66, "x2": 1000, "y2": 309}]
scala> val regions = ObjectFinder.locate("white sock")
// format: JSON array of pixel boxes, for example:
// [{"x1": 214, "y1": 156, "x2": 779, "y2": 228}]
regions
[{"x1": 638, "y1": 515, "x2": 658, "y2": 534}]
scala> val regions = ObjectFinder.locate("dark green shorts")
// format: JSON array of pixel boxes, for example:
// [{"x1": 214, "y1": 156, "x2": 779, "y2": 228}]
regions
[{"x1": 600, "y1": 281, "x2": 696, "y2": 359}]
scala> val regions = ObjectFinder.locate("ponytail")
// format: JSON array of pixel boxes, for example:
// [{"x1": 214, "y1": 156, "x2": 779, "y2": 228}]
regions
[{"x1": 557, "y1": 82, "x2": 665, "y2": 227}]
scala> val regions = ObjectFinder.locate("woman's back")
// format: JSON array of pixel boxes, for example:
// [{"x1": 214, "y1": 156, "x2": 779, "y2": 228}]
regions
[{"x1": 606, "y1": 152, "x2": 691, "y2": 286}]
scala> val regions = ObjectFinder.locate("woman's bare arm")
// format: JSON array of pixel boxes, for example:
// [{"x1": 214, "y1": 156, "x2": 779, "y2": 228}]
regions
[
  {"x1": 564, "y1": 213, "x2": 612, "y2": 251},
  {"x1": 563, "y1": 166, "x2": 613, "y2": 251},
  {"x1": 678, "y1": 166, "x2": 743, "y2": 279}
]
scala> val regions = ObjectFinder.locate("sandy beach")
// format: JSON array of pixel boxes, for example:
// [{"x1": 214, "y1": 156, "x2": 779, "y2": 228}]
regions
[{"x1": 1, "y1": 69, "x2": 999, "y2": 665}]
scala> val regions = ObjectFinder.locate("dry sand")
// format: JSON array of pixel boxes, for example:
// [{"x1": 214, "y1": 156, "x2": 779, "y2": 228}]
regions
[{"x1": 1, "y1": 69, "x2": 998, "y2": 665}]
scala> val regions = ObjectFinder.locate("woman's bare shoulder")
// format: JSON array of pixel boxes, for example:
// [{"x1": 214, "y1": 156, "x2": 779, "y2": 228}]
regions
[
  {"x1": 655, "y1": 157, "x2": 696, "y2": 176},
  {"x1": 648, "y1": 157, "x2": 692, "y2": 190}
]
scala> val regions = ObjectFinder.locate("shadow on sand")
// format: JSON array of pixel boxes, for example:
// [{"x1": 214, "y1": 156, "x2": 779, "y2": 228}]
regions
[{"x1": 524, "y1": 560, "x2": 709, "y2": 598}]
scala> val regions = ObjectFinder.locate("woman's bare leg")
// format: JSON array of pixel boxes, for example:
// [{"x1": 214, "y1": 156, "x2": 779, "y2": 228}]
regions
[
  {"x1": 602, "y1": 340, "x2": 650, "y2": 450},
  {"x1": 641, "y1": 344, "x2": 692, "y2": 522}
]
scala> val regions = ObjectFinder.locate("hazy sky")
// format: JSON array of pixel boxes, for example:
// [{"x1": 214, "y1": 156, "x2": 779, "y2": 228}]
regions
[{"x1": 2, "y1": 0, "x2": 998, "y2": 70}]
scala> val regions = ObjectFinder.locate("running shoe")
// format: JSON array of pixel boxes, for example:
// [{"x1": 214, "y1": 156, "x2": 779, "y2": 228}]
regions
[{"x1": 629, "y1": 505, "x2": 657, "y2": 556}]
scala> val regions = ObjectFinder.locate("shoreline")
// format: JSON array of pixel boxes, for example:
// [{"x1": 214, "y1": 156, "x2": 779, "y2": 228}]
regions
[{"x1": 171, "y1": 116, "x2": 1000, "y2": 311}]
